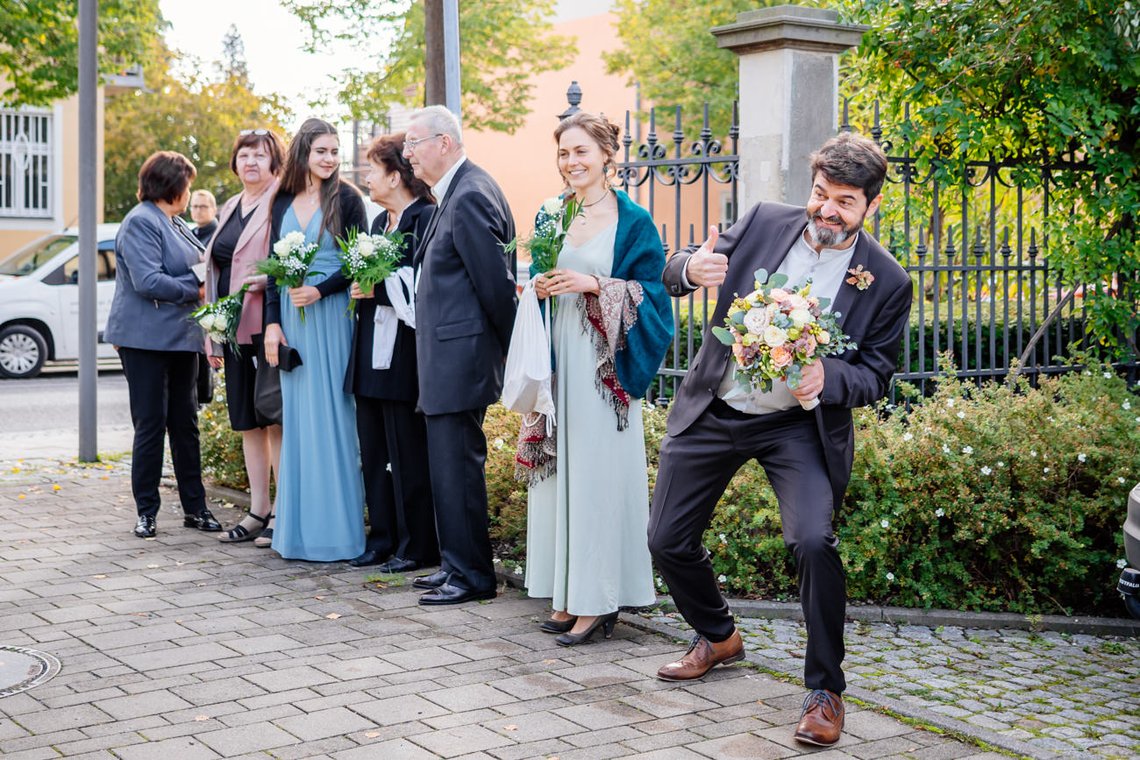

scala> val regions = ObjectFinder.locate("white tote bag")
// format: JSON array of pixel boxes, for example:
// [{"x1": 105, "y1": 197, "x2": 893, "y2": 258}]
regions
[{"x1": 502, "y1": 280, "x2": 555, "y2": 423}]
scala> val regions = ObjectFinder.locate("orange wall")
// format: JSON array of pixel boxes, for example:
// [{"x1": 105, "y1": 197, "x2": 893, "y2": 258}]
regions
[
  {"x1": 462, "y1": 11, "x2": 737, "y2": 257},
  {"x1": 462, "y1": 11, "x2": 636, "y2": 235}
]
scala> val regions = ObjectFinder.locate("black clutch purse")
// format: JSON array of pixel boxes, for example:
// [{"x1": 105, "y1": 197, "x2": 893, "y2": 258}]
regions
[{"x1": 278, "y1": 345, "x2": 303, "y2": 372}]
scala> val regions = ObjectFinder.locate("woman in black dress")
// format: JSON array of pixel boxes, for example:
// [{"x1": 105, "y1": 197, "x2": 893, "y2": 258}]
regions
[{"x1": 345, "y1": 133, "x2": 440, "y2": 572}]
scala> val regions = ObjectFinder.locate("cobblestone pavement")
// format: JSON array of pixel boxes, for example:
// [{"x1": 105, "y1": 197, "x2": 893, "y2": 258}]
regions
[
  {"x1": 638, "y1": 605, "x2": 1140, "y2": 760},
  {"x1": 0, "y1": 470, "x2": 1007, "y2": 759}
]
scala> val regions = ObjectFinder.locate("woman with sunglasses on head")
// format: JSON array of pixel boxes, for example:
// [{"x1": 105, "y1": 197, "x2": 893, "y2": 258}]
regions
[
  {"x1": 262, "y1": 118, "x2": 368, "y2": 561},
  {"x1": 202, "y1": 128, "x2": 287, "y2": 545},
  {"x1": 344, "y1": 133, "x2": 440, "y2": 573}
]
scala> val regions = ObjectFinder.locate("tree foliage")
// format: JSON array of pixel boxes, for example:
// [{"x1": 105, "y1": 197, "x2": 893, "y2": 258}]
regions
[
  {"x1": 281, "y1": 0, "x2": 575, "y2": 134},
  {"x1": 0, "y1": 0, "x2": 162, "y2": 106},
  {"x1": 604, "y1": 0, "x2": 827, "y2": 137},
  {"x1": 104, "y1": 35, "x2": 291, "y2": 220},
  {"x1": 845, "y1": 0, "x2": 1140, "y2": 356}
]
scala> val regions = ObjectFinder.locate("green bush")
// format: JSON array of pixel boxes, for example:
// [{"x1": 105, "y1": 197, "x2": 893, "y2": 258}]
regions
[
  {"x1": 484, "y1": 366, "x2": 1138, "y2": 616},
  {"x1": 198, "y1": 379, "x2": 250, "y2": 491}
]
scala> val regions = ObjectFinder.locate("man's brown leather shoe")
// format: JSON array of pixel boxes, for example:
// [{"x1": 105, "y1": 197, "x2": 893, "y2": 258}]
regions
[
  {"x1": 794, "y1": 689, "x2": 844, "y2": 746},
  {"x1": 656, "y1": 630, "x2": 744, "y2": 681}
]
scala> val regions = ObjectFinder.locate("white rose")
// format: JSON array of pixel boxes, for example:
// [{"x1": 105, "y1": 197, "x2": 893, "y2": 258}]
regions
[
  {"x1": 762, "y1": 325, "x2": 788, "y2": 347},
  {"x1": 357, "y1": 237, "x2": 376, "y2": 258},
  {"x1": 273, "y1": 239, "x2": 291, "y2": 255},
  {"x1": 742, "y1": 308, "x2": 771, "y2": 334},
  {"x1": 199, "y1": 314, "x2": 217, "y2": 331},
  {"x1": 786, "y1": 294, "x2": 809, "y2": 311},
  {"x1": 213, "y1": 314, "x2": 229, "y2": 331},
  {"x1": 542, "y1": 196, "x2": 562, "y2": 216},
  {"x1": 789, "y1": 308, "x2": 813, "y2": 328}
]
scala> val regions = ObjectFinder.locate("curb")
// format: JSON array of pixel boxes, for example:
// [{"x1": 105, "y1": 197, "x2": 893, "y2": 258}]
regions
[
  {"x1": 206, "y1": 484, "x2": 1140, "y2": 637},
  {"x1": 622, "y1": 614, "x2": 1058, "y2": 760}
]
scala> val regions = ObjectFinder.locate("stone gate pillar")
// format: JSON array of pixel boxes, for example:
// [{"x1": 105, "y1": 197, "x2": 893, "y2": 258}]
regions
[{"x1": 713, "y1": 5, "x2": 867, "y2": 209}]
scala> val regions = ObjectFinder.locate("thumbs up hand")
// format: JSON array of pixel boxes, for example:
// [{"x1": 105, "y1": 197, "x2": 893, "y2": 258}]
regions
[{"x1": 684, "y1": 226, "x2": 728, "y2": 287}]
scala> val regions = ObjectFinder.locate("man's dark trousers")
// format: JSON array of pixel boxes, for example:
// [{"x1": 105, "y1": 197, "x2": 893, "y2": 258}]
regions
[
  {"x1": 648, "y1": 399, "x2": 847, "y2": 694},
  {"x1": 423, "y1": 407, "x2": 496, "y2": 593}
]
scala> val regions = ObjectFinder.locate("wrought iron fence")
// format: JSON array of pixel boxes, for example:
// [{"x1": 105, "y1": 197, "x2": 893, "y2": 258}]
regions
[
  {"x1": 604, "y1": 86, "x2": 1139, "y2": 399},
  {"x1": 843, "y1": 99, "x2": 1140, "y2": 395},
  {"x1": 612, "y1": 102, "x2": 739, "y2": 403}
]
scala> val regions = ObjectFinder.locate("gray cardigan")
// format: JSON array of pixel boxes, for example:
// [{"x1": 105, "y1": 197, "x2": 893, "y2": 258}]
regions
[{"x1": 103, "y1": 201, "x2": 205, "y2": 352}]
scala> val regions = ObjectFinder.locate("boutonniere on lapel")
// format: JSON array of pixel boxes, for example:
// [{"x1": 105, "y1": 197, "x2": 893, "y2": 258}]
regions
[{"x1": 845, "y1": 265, "x2": 875, "y2": 291}]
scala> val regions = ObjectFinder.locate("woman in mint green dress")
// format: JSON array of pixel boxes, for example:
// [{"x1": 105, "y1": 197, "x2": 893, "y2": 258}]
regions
[
  {"x1": 262, "y1": 118, "x2": 367, "y2": 561},
  {"x1": 523, "y1": 112, "x2": 673, "y2": 645}
]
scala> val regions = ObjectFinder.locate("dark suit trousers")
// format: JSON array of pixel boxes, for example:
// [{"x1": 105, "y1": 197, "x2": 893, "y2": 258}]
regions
[
  {"x1": 648, "y1": 399, "x2": 847, "y2": 694},
  {"x1": 355, "y1": 395, "x2": 440, "y2": 564},
  {"x1": 119, "y1": 348, "x2": 207, "y2": 519},
  {"x1": 423, "y1": 408, "x2": 496, "y2": 592}
]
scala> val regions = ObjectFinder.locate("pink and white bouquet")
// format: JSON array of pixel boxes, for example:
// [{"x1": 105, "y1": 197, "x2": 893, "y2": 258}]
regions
[
  {"x1": 257, "y1": 230, "x2": 321, "y2": 321},
  {"x1": 712, "y1": 268, "x2": 855, "y2": 409},
  {"x1": 336, "y1": 228, "x2": 406, "y2": 312}
]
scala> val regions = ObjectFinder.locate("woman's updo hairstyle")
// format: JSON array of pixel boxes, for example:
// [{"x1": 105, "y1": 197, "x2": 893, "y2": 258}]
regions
[{"x1": 554, "y1": 111, "x2": 622, "y2": 185}]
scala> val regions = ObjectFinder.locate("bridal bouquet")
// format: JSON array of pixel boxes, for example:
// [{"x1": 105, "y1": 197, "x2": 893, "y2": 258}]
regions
[
  {"x1": 257, "y1": 230, "x2": 320, "y2": 321},
  {"x1": 336, "y1": 228, "x2": 406, "y2": 312},
  {"x1": 504, "y1": 193, "x2": 583, "y2": 274},
  {"x1": 711, "y1": 268, "x2": 856, "y2": 409},
  {"x1": 191, "y1": 285, "x2": 247, "y2": 348}
]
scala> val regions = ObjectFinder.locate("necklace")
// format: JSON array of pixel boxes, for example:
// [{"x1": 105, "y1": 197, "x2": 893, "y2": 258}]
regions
[
  {"x1": 576, "y1": 189, "x2": 609, "y2": 224},
  {"x1": 579, "y1": 189, "x2": 608, "y2": 208}
]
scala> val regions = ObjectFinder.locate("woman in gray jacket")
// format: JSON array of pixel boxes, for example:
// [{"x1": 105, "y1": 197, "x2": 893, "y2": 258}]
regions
[{"x1": 104, "y1": 151, "x2": 222, "y2": 538}]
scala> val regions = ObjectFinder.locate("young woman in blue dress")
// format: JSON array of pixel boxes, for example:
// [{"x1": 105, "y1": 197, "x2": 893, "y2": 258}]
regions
[{"x1": 262, "y1": 118, "x2": 368, "y2": 561}]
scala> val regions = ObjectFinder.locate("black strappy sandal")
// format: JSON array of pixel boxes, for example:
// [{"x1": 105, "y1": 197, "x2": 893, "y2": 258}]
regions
[
  {"x1": 218, "y1": 512, "x2": 268, "y2": 543},
  {"x1": 253, "y1": 514, "x2": 276, "y2": 548}
]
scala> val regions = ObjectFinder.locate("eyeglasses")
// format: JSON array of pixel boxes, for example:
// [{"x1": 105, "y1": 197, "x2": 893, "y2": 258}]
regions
[
  {"x1": 240, "y1": 129, "x2": 269, "y2": 136},
  {"x1": 404, "y1": 133, "x2": 444, "y2": 150}
]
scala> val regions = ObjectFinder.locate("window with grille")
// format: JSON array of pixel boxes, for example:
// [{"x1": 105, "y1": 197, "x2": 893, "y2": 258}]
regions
[{"x1": 0, "y1": 110, "x2": 53, "y2": 219}]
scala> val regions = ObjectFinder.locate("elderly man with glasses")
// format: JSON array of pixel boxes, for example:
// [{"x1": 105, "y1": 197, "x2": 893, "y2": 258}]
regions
[{"x1": 401, "y1": 105, "x2": 518, "y2": 606}]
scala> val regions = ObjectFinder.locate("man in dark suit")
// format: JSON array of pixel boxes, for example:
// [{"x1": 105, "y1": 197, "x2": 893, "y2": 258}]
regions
[
  {"x1": 648, "y1": 133, "x2": 912, "y2": 747},
  {"x1": 402, "y1": 105, "x2": 518, "y2": 606}
]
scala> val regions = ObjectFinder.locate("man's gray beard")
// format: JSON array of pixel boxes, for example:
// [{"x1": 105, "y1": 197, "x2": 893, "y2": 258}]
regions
[{"x1": 806, "y1": 216, "x2": 851, "y2": 248}]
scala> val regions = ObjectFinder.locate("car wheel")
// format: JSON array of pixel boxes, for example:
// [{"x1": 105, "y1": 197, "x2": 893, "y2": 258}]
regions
[{"x1": 0, "y1": 325, "x2": 48, "y2": 379}]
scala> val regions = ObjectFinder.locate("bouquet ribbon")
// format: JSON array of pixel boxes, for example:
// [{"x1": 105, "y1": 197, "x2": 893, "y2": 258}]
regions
[{"x1": 371, "y1": 267, "x2": 416, "y2": 370}]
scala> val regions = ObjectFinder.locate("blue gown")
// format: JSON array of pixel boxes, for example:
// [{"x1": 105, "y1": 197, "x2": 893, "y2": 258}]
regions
[{"x1": 271, "y1": 207, "x2": 365, "y2": 561}]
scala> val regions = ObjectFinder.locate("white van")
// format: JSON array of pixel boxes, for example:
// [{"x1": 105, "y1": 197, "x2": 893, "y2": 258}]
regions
[{"x1": 0, "y1": 224, "x2": 121, "y2": 378}]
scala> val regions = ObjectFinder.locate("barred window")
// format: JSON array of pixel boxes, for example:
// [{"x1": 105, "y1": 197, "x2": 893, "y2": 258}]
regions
[{"x1": 0, "y1": 109, "x2": 53, "y2": 219}]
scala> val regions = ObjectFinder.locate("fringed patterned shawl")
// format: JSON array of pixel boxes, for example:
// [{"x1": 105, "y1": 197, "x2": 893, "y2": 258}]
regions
[{"x1": 515, "y1": 190, "x2": 673, "y2": 484}]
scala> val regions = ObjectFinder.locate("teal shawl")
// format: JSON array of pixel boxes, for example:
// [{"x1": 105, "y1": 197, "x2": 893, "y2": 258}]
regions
[{"x1": 528, "y1": 189, "x2": 672, "y2": 401}]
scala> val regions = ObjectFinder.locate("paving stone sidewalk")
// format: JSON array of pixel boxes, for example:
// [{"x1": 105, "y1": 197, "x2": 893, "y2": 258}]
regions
[{"x1": 0, "y1": 471, "x2": 1009, "y2": 760}]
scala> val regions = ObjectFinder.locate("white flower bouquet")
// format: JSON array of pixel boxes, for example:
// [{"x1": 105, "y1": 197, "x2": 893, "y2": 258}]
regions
[
  {"x1": 257, "y1": 230, "x2": 321, "y2": 321},
  {"x1": 712, "y1": 268, "x2": 856, "y2": 409},
  {"x1": 336, "y1": 228, "x2": 406, "y2": 312},
  {"x1": 503, "y1": 192, "x2": 583, "y2": 274},
  {"x1": 191, "y1": 285, "x2": 247, "y2": 348}
]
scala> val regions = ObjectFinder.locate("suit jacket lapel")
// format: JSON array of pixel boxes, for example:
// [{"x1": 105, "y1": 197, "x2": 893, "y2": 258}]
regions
[
  {"x1": 414, "y1": 161, "x2": 470, "y2": 267},
  {"x1": 830, "y1": 234, "x2": 871, "y2": 329},
  {"x1": 232, "y1": 180, "x2": 278, "y2": 253}
]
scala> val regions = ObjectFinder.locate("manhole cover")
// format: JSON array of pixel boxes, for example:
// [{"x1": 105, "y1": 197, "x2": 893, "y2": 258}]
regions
[{"x1": 0, "y1": 646, "x2": 60, "y2": 697}]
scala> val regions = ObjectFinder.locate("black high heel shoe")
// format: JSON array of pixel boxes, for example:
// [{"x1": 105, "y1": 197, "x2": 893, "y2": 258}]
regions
[
  {"x1": 555, "y1": 611, "x2": 618, "y2": 647},
  {"x1": 540, "y1": 615, "x2": 578, "y2": 634}
]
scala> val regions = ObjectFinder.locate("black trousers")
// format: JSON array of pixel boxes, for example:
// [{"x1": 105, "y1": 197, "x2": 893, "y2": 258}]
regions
[
  {"x1": 119, "y1": 348, "x2": 207, "y2": 520},
  {"x1": 423, "y1": 408, "x2": 495, "y2": 592},
  {"x1": 648, "y1": 399, "x2": 847, "y2": 694},
  {"x1": 355, "y1": 395, "x2": 439, "y2": 564}
]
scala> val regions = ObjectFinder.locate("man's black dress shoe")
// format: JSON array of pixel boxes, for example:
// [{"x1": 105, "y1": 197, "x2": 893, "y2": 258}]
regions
[
  {"x1": 377, "y1": 557, "x2": 420, "y2": 573},
  {"x1": 349, "y1": 549, "x2": 386, "y2": 568},
  {"x1": 412, "y1": 570, "x2": 449, "y2": 590},
  {"x1": 184, "y1": 508, "x2": 222, "y2": 532},
  {"x1": 134, "y1": 515, "x2": 156, "y2": 538},
  {"x1": 418, "y1": 583, "x2": 496, "y2": 606}
]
